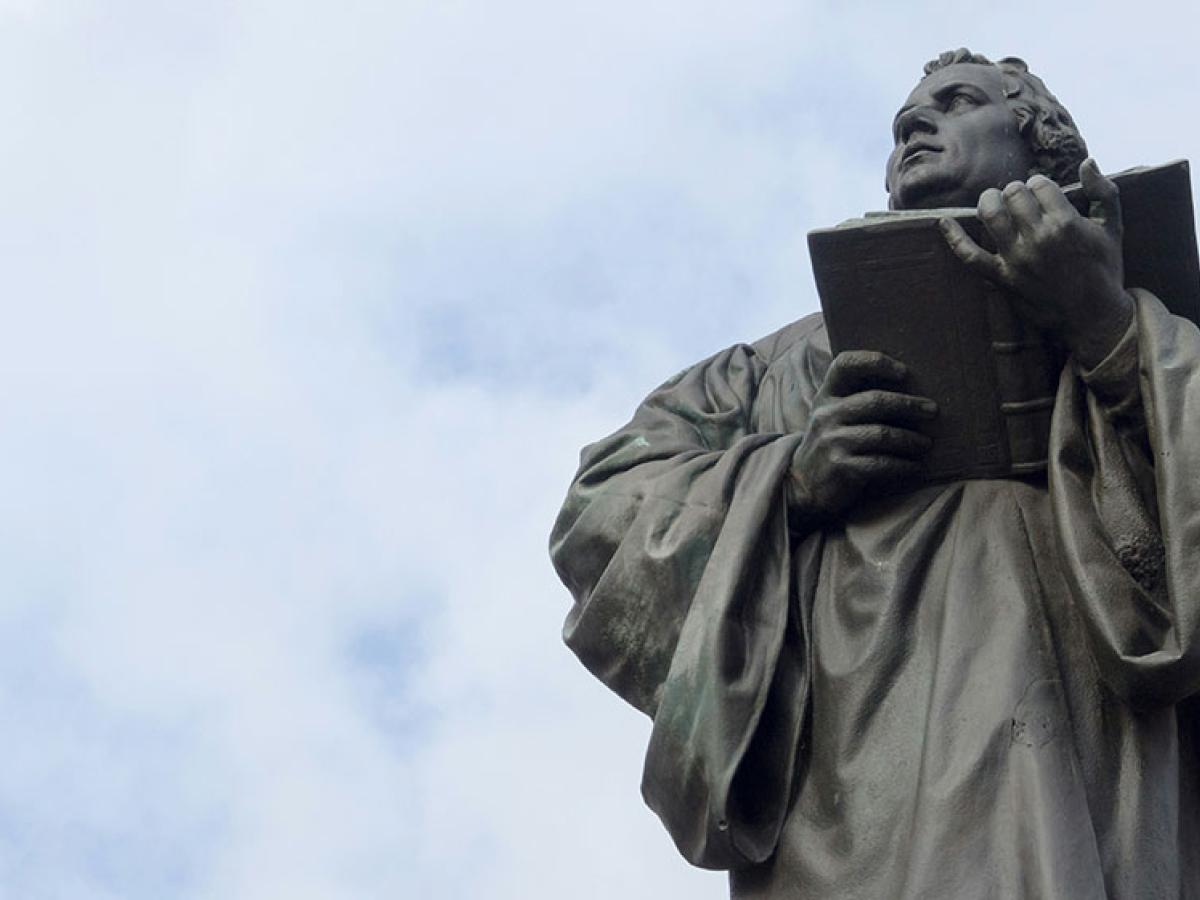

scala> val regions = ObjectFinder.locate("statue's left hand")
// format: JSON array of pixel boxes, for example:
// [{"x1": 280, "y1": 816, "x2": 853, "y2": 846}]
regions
[{"x1": 939, "y1": 158, "x2": 1134, "y2": 370}]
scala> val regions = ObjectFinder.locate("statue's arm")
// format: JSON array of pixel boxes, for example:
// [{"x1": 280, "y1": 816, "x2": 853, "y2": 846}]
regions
[
  {"x1": 550, "y1": 339, "x2": 809, "y2": 869},
  {"x1": 1075, "y1": 314, "x2": 1147, "y2": 449},
  {"x1": 1050, "y1": 290, "x2": 1200, "y2": 707},
  {"x1": 938, "y1": 160, "x2": 1200, "y2": 706},
  {"x1": 550, "y1": 340, "x2": 793, "y2": 715}
]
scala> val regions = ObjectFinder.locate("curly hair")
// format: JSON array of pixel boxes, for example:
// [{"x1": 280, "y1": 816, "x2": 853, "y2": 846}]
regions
[{"x1": 922, "y1": 48, "x2": 1088, "y2": 186}]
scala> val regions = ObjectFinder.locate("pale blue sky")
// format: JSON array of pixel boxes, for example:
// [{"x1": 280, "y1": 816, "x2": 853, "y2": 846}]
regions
[{"x1": 1, "y1": 1, "x2": 1198, "y2": 898}]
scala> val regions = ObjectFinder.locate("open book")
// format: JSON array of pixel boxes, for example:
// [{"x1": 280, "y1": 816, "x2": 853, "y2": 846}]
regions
[{"x1": 807, "y1": 160, "x2": 1200, "y2": 483}]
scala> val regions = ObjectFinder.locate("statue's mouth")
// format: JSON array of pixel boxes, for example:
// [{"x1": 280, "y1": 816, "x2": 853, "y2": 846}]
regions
[{"x1": 901, "y1": 143, "x2": 941, "y2": 167}]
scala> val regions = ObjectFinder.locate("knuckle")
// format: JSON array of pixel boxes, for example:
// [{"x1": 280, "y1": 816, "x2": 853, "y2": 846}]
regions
[
  {"x1": 816, "y1": 374, "x2": 840, "y2": 399},
  {"x1": 861, "y1": 457, "x2": 888, "y2": 479},
  {"x1": 861, "y1": 391, "x2": 885, "y2": 417},
  {"x1": 825, "y1": 354, "x2": 853, "y2": 383},
  {"x1": 1009, "y1": 243, "x2": 1036, "y2": 265},
  {"x1": 979, "y1": 200, "x2": 1003, "y2": 220},
  {"x1": 838, "y1": 454, "x2": 863, "y2": 476},
  {"x1": 1034, "y1": 221, "x2": 1064, "y2": 247},
  {"x1": 847, "y1": 349, "x2": 881, "y2": 365}
]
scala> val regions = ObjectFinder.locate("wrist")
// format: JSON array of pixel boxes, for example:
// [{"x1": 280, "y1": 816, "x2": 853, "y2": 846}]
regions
[{"x1": 1062, "y1": 287, "x2": 1135, "y2": 371}]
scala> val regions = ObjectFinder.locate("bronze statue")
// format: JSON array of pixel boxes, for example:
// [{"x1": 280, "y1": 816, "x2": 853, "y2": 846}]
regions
[{"x1": 550, "y1": 49, "x2": 1200, "y2": 898}]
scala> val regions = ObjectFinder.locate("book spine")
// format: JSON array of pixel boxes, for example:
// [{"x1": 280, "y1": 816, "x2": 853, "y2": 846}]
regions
[{"x1": 985, "y1": 287, "x2": 1062, "y2": 475}]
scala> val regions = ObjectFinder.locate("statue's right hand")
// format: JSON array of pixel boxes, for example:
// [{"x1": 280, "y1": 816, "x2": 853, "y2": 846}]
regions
[{"x1": 787, "y1": 351, "x2": 937, "y2": 527}]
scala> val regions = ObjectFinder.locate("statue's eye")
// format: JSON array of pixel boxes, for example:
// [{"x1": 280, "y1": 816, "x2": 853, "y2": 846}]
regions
[{"x1": 947, "y1": 92, "x2": 977, "y2": 112}]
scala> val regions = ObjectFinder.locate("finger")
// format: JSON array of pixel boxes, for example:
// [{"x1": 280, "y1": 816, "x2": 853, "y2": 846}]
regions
[
  {"x1": 1027, "y1": 173, "x2": 1076, "y2": 221},
  {"x1": 940, "y1": 217, "x2": 1006, "y2": 283},
  {"x1": 978, "y1": 188, "x2": 1018, "y2": 248},
  {"x1": 1079, "y1": 157, "x2": 1122, "y2": 238},
  {"x1": 836, "y1": 389, "x2": 938, "y2": 425},
  {"x1": 999, "y1": 180, "x2": 1043, "y2": 235},
  {"x1": 823, "y1": 351, "x2": 908, "y2": 396},
  {"x1": 837, "y1": 424, "x2": 933, "y2": 459}
]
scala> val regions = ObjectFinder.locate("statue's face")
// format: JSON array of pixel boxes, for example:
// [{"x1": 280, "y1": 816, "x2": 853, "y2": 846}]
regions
[{"x1": 886, "y1": 63, "x2": 1035, "y2": 209}]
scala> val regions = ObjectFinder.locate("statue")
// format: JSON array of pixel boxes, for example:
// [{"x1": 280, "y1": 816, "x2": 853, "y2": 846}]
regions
[{"x1": 549, "y1": 48, "x2": 1200, "y2": 898}]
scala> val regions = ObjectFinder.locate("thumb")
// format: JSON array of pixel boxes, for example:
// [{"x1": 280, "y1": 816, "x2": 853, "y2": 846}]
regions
[{"x1": 1079, "y1": 157, "x2": 1122, "y2": 238}]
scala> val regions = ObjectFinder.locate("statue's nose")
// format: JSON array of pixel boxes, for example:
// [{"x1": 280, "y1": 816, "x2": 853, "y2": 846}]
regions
[{"x1": 896, "y1": 107, "x2": 938, "y2": 144}]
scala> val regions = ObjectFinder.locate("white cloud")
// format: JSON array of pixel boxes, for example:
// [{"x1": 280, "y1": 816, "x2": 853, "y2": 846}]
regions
[{"x1": 1, "y1": 1, "x2": 1198, "y2": 897}]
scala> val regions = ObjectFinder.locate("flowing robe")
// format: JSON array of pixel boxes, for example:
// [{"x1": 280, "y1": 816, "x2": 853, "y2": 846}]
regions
[{"x1": 550, "y1": 291, "x2": 1200, "y2": 898}]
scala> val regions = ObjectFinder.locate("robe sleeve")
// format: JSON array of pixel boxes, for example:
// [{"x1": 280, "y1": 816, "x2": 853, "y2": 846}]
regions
[
  {"x1": 1050, "y1": 289, "x2": 1200, "y2": 707},
  {"x1": 549, "y1": 340, "x2": 812, "y2": 869}
]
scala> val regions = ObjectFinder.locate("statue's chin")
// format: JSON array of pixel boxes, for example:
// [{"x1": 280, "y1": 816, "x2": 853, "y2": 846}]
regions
[
  {"x1": 892, "y1": 184, "x2": 969, "y2": 211},
  {"x1": 890, "y1": 170, "x2": 978, "y2": 211}
]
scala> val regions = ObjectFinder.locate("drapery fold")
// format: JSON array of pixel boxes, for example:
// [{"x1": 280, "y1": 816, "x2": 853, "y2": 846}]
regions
[
  {"x1": 550, "y1": 340, "x2": 812, "y2": 868},
  {"x1": 1051, "y1": 290, "x2": 1200, "y2": 707}
]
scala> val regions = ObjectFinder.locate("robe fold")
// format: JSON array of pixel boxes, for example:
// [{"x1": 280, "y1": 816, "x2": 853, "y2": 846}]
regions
[{"x1": 550, "y1": 290, "x2": 1200, "y2": 898}]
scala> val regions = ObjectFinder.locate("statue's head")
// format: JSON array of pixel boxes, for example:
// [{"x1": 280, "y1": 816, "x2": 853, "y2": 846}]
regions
[{"x1": 886, "y1": 48, "x2": 1088, "y2": 210}]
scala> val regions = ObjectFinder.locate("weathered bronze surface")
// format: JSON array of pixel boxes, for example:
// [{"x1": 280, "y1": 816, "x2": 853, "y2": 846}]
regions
[{"x1": 551, "y1": 49, "x2": 1200, "y2": 898}]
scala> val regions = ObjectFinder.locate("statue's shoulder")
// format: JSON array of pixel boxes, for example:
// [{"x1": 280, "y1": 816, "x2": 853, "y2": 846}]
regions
[
  {"x1": 650, "y1": 313, "x2": 827, "y2": 408},
  {"x1": 749, "y1": 311, "x2": 827, "y2": 365}
]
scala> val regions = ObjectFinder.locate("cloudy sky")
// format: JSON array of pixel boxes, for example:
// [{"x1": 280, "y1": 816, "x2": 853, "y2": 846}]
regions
[{"x1": 2, "y1": 1, "x2": 1198, "y2": 897}]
